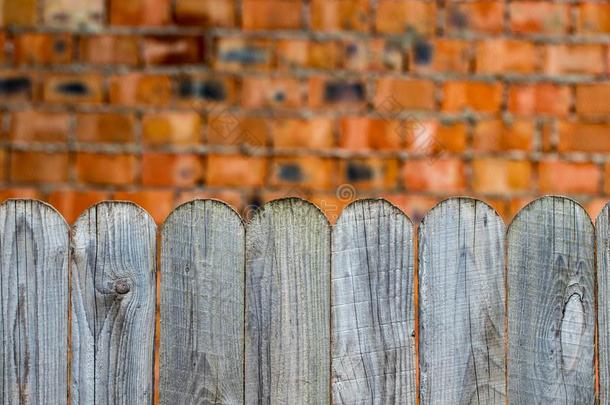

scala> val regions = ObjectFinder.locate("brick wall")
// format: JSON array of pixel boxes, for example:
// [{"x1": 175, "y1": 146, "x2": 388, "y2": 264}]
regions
[{"x1": 2, "y1": 0, "x2": 610, "y2": 224}]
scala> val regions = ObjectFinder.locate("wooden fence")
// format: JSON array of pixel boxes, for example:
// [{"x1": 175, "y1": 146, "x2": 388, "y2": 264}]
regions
[{"x1": 0, "y1": 195, "x2": 605, "y2": 404}]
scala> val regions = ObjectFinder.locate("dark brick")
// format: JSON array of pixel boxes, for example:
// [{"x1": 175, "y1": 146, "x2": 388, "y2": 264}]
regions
[
  {"x1": 220, "y1": 46, "x2": 267, "y2": 65},
  {"x1": 0, "y1": 77, "x2": 31, "y2": 96},
  {"x1": 413, "y1": 39, "x2": 433, "y2": 65},
  {"x1": 347, "y1": 162, "x2": 374, "y2": 182},
  {"x1": 324, "y1": 81, "x2": 365, "y2": 104},
  {"x1": 278, "y1": 163, "x2": 303, "y2": 182},
  {"x1": 56, "y1": 81, "x2": 89, "y2": 96},
  {"x1": 178, "y1": 78, "x2": 226, "y2": 101}
]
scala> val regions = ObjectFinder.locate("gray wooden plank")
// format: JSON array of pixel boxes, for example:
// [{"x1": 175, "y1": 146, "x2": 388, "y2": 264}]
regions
[
  {"x1": 0, "y1": 199, "x2": 69, "y2": 404},
  {"x1": 70, "y1": 202, "x2": 156, "y2": 404},
  {"x1": 418, "y1": 197, "x2": 506, "y2": 404},
  {"x1": 598, "y1": 204, "x2": 610, "y2": 405},
  {"x1": 245, "y1": 198, "x2": 331, "y2": 404},
  {"x1": 331, "y1": 199, "x2": 416, "y2": 404},
  {"x1": 159, "y1": 199, "x2": 245, "y2": 405},
  {"x1": 507, "y1": 196, "x2": 594, "y2": 403}
]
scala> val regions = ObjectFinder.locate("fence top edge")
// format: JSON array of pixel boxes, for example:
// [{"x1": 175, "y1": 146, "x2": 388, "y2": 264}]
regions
[
  {"x1": 248, "y1": 196, "x2": 332, "y2": 227},
  {"x1": 1, "y1": 198, "x2": 69, "y2": 229},
  {"x1": 595, "y1": 201, "x2": 610, "y2": 226},
  {"x1": 161, "y1": 198, "x2": 244, "y2": 233},
  {"x1": 72, "y1": 200, "x2": 157, "y2": 229},
  {"x1": 419, "y1": 196, "x2": 504, "y2": 228},
  {"x1": 336, "y1": 198, "x2": 413, "y2": 227},
  {"x1": 506, "y1": 194, "x2": 593, "y2": 234}
]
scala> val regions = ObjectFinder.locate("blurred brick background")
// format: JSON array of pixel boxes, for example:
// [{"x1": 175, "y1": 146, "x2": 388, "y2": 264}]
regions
[{"x1": 2, "y1": 0, "x2": 610, "y2": 224}]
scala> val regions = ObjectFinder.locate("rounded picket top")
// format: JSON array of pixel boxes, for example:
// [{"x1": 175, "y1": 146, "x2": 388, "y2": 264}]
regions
[
  {"x1": 335, "y1": 198, "x2": 413, "y2": 229},
  {"x1": 420, "y1": 196, "x2": 505, "y2": 231},
  {"x1": 247, "y1": 197, "x2": 331, "y2": 228},
  {"x1": 508, "y1": 195, "x2": 593, "y2": 233},
  {"x1": 73, "y1": 200, "x2": 157, "y2": 232},
  {"x1": 0, "y1": 198, "x2": 69, "y2": 230},
  {"x1": 161, "y1": 198, "x2": 244, "y2": 235}
]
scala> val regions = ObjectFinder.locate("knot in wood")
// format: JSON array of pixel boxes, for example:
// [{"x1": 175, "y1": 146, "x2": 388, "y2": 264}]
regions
[{"x1": 115, "y1": 280, "x2": 131, "y2": 294}]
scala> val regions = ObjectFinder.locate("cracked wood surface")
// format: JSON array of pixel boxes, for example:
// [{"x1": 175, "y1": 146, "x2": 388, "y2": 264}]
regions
[
  {"x1": 597, "y1": 204, "x2": 610, "y2": 405},
  {"x1": 0, "y1": 200, "x2": 69, "y2": 404},
  {"x1": 245, "y1": 198, "x2": 331, "y2": 405},
  {"x1": 331, "y1": 199, "x2": 416, "y2": 404},
  {"x1": 71, "y1": 202, "x2": 156, "y2": 404},
  {"x1": 507, "y1": 196, "x2": 594, "y2": 403},
  {"x1": 418, "y1": 197, "x2": 506, "y2": 404},
  {"x1": 159, "y1": 200, "x2": 244, "y2": 405}
]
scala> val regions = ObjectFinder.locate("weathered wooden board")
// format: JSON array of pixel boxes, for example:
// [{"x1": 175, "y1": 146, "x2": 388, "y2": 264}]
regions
[
  {"x1": 418, "y1": 197, "x2": 506, "y2": 404},
  {"x1": 597, "y1": 204, "x2": 610, "y2": 405},
  {"x1": 331, "y1": 199, "x2": 416, "y2": 404},
  {"x1": 0, "y1": 200, "x2": 69, "y2": 404},
  {"x1": 159, "y1": 200, "x2": 244, "y2": 404},
  {"x1": 245, "y1": 198, "x2": 331, "y2": 404},
  {"x1": 507, "y1": 196, "x2": 594, "y2": 403},
  {"x1": 71, "y1": 202, "x2": 156, "y2": 404}
]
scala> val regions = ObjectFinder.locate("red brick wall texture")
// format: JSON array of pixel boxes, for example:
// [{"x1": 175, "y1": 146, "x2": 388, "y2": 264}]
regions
[{"x1": 2, "y1": 0, "x2": 610, "y2": 224}]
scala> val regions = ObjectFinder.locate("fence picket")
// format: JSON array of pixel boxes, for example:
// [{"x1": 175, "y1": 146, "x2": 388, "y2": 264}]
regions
[
  {"x1": 418, "y1": 197, "x2": 506, "y2": 404},
  {"x1": 597, "y1": 204, "x2": 610, "y2": 405},
  {"x1": 0, "y1": 200, "x2": 69, "y2": 404},
  {"x1": 507, "y1": 196, "x2": 594, "y2": 403},
  {"x1": 70, "y1": 202, "x2": 156, "y2": 404},
  {"x1": 245, "y1": 198, "x2": 331, "y2": 404},
  {"x1": 331, "y1": 199, "x2": 416, "y2": 404},
  {"x1": 159, "y1": 200, "x2": 245, "y2": 404}
]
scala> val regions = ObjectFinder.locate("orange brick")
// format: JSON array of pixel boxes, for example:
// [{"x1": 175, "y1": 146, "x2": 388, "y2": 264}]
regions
[
  {"x1": 270, "y1": 156, "x2": 334, "y2": 190},
  {"x1": 576, "y1": 84, "x2": 610, "y2": 118},
  {"x1": 475, "y1": 39, "x2": 537, "y2": 74},
  {"x1": 175, "y1": 0, "x2": 236, "y2": 26},
  {"x1": 339, "y1": 117, "x2": 403, "y2": 151},
  {"x1": 605, "y1": 164, "x2": 610, "y2": 195},
  {"x1": 539, "y1": 161, "x2": 600, "y2": 194},
  {"x1": 42, "y1": 73, "x2": 104, "y2": 104},
  {"x1": 206, "y1": 154, "x2": 266, "y2": 187},
  {"x1": 0, "y1": 188, "x2": 40, "y2": 201},
  {"x1": 175, "y1": 76, "x2": 237, "y2": 107},
  {"x1": 109, "y1": 74, "x2": 172, "y2": 106},
  {"x1": 9, "y1": 110, "x2": 70, "y2": 143},
  {"x1": 510, "y1": 2, "x2": 569, "y2": 34},
  {"x1": 338, "y1": 158, "x2": 398, "y2": 190},
  {"x1": 276, "y1": 39, "x2": 340, "y2": 70},
  {"x1": 143, "y1": 36, "x2": 203, "y2": 65},
  {"x1": 79, "y1": 35, "x2": 140, "y2": 65},
  {"x1": 242, "y1": 77, "x2": 304, "y2": 109},
  {"x1": 374, "y1": 78, "x2": 436, "y2": 111},
  {"x1": 4, "y1": 0, "x2": 37, "y2": 27},
  {"x1": 143, "y1": 112, "x2": 202, "y2": 146},
  {"x1": 584, "y1": 198, "x2": 606, "y2": 220},
  {"x1": 216, "y1": 38, "x2": 274, "y2": 70},
  {"x1": 309, "y1": 77, "x2": 366, "y2": 109},
  {"x1": 142, "y1": 153, "x2": 203, "y2": 187},
  {"x1": 543, "y1": 45, "x2": 604, "y2": 75},
  {"x1": 473, "y1": 119, "x2": 534, "y2": 152},
  {"x1": 14, "y1": 33, "x2": 73, "y2": 65},
  {"x1": 47, "y1": 189, "x2": 109, "y2": 224},
  {"x1": 577, "y1": 3, "x2": 610, "y2": 34},
  {"x1": 376, "y1": 0, "x2": 436, "y2": 34},
  {"x1": 76, "y1": 113, "x2": 136, "y2": 143},
  {"x1": 558, "y1": 121, "x2": 610, "y2": 153},
  {"x1": 113, "y1": 190, "x2": 175, "y2": 224},
  {"x1": 406, "y1": 120, "x2": 467, "y2": 153},
  {"x1": 446, "y1": 1, "x2": 504, "y2": 34},
  {"x1": 311, "y1": 0, "x2": 369, "y2": 32},
  {"x1": 382, "y1": 194, "x2": 438, "y2": 223},
  {"x1": 472, "y1": 159, "x2": 532, "y2": 194},
  {"x1": 441, "y1": 81, "x2": 503, "y2": 113},
  {"x1": 309, "y1": 193, "x2": 349, "y2": 224},
  {"x1": 75, "y1": 153, "x2": 137, "y2": 186},
  {"x1": 402, "y1": 158, "x2": 466, "y2": 193},
  {"x1": 342, "y1": 40, "x2": 372, "y2": 72},
  {"x1": 110, "y1": 0, "x2": 171, "y2": 26},
  {"x1": 508, "y1": 83, "x2": 571, "y2": 116},
  {"x1": 271, "y1": 118, "x2": 333, "y2": 149},
  {"x1": 207, "y1": 114, "x2": 268, "y2": 147},
  {"x1": 412, "y1": 39, "x2": 471, "y2": 74},
  {"x1": 242, "y1": 0, "x2": 303, "y2": 30},
  {"x1": 11, "y1": 151, "x2": 68, "y2": 183}
]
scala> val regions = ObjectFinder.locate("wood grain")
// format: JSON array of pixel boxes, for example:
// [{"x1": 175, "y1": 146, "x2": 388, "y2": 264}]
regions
[
  {"x1": 70, "y1": 202, "x2": 156, "y2": 404},
  {"x1": 331, "y1": 199, "x2": 416, "y2": 404},
  {"x1": 159, "y1": 200, "x2": 244, "y2": 405},
  {"x1": 596, "y1": 204, "x2": 610, "y2": 405},
  {"x1": 0, "y1": 200, "x2": 69, "y2": 404},
  {"x1": 245, "y1": 198, "x2": 331, "y2": 405},
  {"x1": 507, "y1": 196, "x2": 594, "y2": 403},
  {"x1": 418, "y1": 197, "x2": 506, "y2": 404}
]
